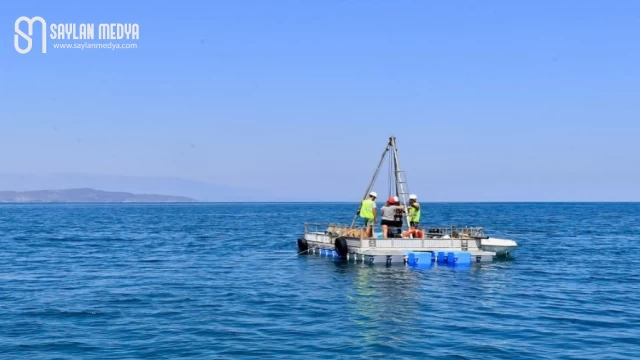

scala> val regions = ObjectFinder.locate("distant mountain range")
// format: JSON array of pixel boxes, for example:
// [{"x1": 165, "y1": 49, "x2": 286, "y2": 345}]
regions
[
  {"x1": 0, "y1": 188, "x2": 196, "y2": 203},
  {"x1": 0, "y1": 173, "x2": 271, "y2": 202}
]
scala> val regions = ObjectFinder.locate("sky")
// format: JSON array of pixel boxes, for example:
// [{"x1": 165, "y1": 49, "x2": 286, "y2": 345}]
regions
[{"x1": 0, "y1": 0, "x2": 639, "y2": 201}]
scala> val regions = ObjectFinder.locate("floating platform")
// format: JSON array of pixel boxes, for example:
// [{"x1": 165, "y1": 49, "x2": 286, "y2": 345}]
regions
[
  {"x1": 298, "y1": 223, "x2": 516, "y2": 265},
  {"x1": 296, "y1": 136, "x2": 518, "y2": 264},
  {"x1": 307, "y1": 245, "x2": 494, "y2": 265}
]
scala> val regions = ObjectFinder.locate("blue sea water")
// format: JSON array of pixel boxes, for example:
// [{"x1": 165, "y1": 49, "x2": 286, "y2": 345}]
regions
[{"x1": 0, "y1": 203, "x2": 639, "y2": 359}]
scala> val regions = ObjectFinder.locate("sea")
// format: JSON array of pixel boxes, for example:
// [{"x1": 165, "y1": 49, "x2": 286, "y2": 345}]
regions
[{"x1": 0, "y1": 203, "x2": 638, "y2": 359}]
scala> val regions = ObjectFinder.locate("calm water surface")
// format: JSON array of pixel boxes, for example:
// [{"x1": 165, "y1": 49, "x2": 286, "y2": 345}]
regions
[{"x1": 0, "y1": 203, "x2": 639, "y2": 359}]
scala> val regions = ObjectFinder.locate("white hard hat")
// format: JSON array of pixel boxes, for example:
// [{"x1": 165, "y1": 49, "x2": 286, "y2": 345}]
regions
[
  {"x1": 369, "y1": 191, "x2": 377, "y2": 198},
  {"x1": 393, "y1": 196, "x2": 399, "y2": 202},
  {"x1": 409, "y1": 194, "x2": 417, "y2": 200}
]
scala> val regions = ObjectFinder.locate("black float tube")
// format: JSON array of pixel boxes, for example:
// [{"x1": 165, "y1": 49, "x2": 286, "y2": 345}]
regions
[
  {"x1": 334, "y1": 237, "x2": 349, "y2": 258},
  {"x1": 297, "y1": 237, "x2": 309, "y2": 253}
]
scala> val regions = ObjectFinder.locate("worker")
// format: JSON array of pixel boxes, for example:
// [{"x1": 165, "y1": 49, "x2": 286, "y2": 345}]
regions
[
  {"x1": 391, "y1": 196, "x2": 404, "y2": 234},
  {"x1": 359, "y1": 191, "x2": 377, "y2": 237},
  {"x1": 408, "y1": 194, "x2": 421, "y2": 228},
  {"x1": 380, "y1": 197, "x2": 403, "y2": 239}
]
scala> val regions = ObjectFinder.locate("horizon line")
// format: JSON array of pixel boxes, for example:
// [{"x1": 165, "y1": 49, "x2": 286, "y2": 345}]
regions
[{"x1": 0, "y1": 201, "x2": 639, "y2": 204}]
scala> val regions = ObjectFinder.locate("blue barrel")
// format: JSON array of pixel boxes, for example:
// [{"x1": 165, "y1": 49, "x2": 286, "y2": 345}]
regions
[
  {"x1": 408, "y1": 252, "x2": 434, "y2": 268},
  {"x1": 447, "y1": 251, "x2": 471, "y2": 265}
]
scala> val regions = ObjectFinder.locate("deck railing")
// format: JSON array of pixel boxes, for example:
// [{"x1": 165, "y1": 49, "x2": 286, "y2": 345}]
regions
[{"x1": 304, "y1": 223, "x2": 486, "y2": 240}]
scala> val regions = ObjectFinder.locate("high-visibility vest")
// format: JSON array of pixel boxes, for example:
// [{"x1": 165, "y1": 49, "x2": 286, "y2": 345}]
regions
[
  {"x1": 359, "y1": 199, "x2": 375, "y2": 219},
  {"x1": 409, "y1": 203, "x2": 421, "y2": 222}
]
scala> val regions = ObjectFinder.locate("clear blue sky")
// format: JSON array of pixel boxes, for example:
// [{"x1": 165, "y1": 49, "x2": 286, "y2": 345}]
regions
[{"x1": 1, "y1": 1, "x2": 638, "y2": 201}]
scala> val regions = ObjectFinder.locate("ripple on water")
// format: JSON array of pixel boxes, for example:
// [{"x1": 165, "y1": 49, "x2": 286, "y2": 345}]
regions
[{"x1": 0, "y1": 203, "x2": 639, "y2": 359}]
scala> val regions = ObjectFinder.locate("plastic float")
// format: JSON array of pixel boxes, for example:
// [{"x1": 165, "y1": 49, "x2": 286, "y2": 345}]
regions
[{"x1": 297, "y1": 136, "x2": 518, "y2": 265}]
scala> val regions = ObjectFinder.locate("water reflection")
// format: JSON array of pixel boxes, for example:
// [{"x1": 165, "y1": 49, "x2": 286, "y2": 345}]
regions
[
  {"x1": 303, "y1": 254, "x2": 517, "y2": 344},
  {"x1": 327, "y1": 261, "x2": 423, "y2": 344}
]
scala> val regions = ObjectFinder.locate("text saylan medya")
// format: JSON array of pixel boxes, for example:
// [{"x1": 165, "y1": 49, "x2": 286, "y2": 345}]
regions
[{"x1": 14, "y1": 16, "x2": 139, "y2": 54}]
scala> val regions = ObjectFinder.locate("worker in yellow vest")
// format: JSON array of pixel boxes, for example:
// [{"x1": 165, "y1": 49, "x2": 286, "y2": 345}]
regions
[
  {"x1": 359, "y1": 191, "x2": 377, "y2": 237},
  {"x1": 408, "y1": 194, "x2": 421, "y2": 228}
]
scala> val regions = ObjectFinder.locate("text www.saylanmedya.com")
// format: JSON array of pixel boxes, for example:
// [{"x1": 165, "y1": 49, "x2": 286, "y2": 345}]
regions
[{"x1": 52, "y1": 42, "x2": 138, "y2": 50}]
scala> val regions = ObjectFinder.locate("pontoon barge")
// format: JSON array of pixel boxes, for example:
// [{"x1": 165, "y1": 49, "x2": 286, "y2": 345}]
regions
[
  {"x1": 296, "y1": 136, "x2": 518, "y2": 265},
  {"x1": 298, "y1": 223, "x2": 517, "y2": 265}
]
